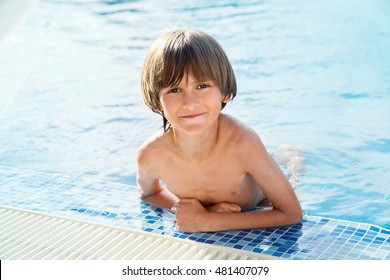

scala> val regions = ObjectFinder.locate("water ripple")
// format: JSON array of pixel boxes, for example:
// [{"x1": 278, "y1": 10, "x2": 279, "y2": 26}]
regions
[{"x1": 1, "y1": 0, "x2": 389, "y2": 229}]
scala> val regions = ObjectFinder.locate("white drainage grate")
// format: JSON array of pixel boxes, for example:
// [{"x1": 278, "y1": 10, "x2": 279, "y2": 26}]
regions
[{"x1": 0, "y1": 206, "x2": 278, "y2": 260}]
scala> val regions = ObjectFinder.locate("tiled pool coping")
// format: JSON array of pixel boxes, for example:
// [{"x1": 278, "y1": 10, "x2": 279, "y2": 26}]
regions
[{"x1": 1, "y1": 166, "x2": 389, "y2": 260}]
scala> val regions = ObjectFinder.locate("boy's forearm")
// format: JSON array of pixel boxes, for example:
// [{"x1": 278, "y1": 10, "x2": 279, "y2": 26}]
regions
[
  {"x1": 201, "y1": 208, "x2": 302, "y2": 232},
  {"x1": 140, "y1": 188, "x2": 179, "y2": 211}
]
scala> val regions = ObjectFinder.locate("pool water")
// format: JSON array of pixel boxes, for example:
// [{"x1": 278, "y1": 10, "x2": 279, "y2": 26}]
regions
[{"x1": 0, "y1": 0, "x2": 389, "y2": 230}]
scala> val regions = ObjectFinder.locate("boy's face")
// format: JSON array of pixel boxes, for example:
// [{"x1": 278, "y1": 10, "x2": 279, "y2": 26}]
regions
[{"x1": 159, "y1": 73, "x2": 228, "y2": 135}]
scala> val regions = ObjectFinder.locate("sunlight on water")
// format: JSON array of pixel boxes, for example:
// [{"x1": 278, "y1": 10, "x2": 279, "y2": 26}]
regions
[{"x1": 0, "y1": 0, "x2": 389, "y2": 228}]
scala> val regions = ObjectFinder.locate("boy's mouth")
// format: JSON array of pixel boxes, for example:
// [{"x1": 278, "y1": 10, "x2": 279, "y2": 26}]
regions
[{"x1": 180, "y1": 113, "x2": 205, "y2": 119}]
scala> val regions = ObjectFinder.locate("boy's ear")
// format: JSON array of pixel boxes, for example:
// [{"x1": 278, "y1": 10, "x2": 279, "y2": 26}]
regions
[{"x1": 222, "y1": 94, "x2": 231, "y2": 103}]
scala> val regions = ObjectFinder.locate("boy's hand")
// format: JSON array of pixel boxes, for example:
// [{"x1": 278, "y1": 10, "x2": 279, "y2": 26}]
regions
[
  {"x1": 206, "y1": 202, "x2": 241, "y2": 213},
  {"x1": 171, "y1": 198, "x2": 208, "y2": 232}
]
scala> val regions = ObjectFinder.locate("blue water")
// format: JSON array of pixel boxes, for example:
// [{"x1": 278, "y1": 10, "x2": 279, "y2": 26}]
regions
[{"x1": 0, "y1": 0, "x2": 389, "y2": 229}]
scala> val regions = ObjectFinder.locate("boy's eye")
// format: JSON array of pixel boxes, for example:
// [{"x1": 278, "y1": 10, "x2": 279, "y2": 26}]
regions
[
  {"x1": 197, "y1": 84, "x2": 209, "y2": 89},
  {"x1": 168, "y1": 88, "x2": 180, "y2": 93}
]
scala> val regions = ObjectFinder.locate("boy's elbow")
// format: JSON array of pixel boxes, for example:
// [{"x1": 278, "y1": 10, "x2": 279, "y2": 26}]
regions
[
  {"x1": 292, "y1": 211, "x2": 303, "y2": 224},
  {"x1": 138, "y1": 188, "x2": 151, "y2": 201},
  {"x1": 289, "y1": 208, "x2": 303, "y2": 224},
  {"x1": 138, "y1": 183, "x2": 149, "y2": 200},
  {"x1": 139, "y1": 193, "x2": 152, "y2": 201}
]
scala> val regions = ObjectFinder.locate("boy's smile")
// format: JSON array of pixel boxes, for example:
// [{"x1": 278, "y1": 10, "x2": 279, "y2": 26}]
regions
[{"x1": 180, "y1": 112, "x2": 206, "y2": 119}]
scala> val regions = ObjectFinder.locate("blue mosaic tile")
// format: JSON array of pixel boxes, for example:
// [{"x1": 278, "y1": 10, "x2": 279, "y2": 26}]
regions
[{"x1": 1, "y1": 166, "x2": 390, "y2": 260}]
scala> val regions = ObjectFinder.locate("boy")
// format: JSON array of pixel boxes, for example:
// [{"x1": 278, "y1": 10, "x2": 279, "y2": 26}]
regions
[{"x1": 137, "y1": 29, "x2": 302, "y2": 232}]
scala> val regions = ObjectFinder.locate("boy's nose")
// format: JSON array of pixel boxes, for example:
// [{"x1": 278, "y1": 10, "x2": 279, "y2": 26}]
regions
[{"x1": 182, "y1": 90, "x2": 199, "y2": 108}]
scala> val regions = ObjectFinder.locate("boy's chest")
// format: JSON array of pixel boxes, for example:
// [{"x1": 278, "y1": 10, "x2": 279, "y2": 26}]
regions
[{"x1": 158, "y1": 158, "x2": 260, "y2": 207}]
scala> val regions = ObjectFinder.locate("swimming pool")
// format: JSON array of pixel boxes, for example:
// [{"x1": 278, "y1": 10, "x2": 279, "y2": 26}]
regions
[{"x1": 0, "y1": 0, "x2": 389, "y2": 259}]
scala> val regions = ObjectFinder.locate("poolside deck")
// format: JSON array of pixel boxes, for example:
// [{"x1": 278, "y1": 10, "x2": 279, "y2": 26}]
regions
[{"x1": 0, "y1": 206, "x2": 274, "y2": 260}]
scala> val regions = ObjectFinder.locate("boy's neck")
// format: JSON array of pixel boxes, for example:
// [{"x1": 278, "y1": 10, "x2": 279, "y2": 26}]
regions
[{"x1": 171, "y1": 120, "x2": 220, "y2": 159}]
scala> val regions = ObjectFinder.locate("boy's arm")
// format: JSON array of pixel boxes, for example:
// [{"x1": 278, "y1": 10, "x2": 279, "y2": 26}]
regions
[
  {"x1": 173, "y1": 198, "x2": 300, "y2": 232},
  {"x1": 136, "y1": 147, "x2": 179, "y2": 210},
  {"x1": 173, "y1": 129, "x2": 302, "y2": 232},
  {"x1": 141, "y1": 187, "x2": 179, "y2": 211},
  {"x1": 243, "y1": 131, "x2": 303, "y2": 228}
]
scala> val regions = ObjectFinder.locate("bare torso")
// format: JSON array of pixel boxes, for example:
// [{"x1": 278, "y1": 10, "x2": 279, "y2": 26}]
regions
[{"x1": 149, "y1": 115, "x2": 265, "y2": 211}]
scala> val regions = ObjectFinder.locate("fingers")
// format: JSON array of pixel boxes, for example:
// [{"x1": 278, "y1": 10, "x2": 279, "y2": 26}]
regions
[
  {"x1": 171, "y1": 198, "x2": 201, "y2": 213},
  {"x1": 221, "y1": 203, "x2": 240, "y2": 213},
  {"x1": 171, "y1": 198, "x2": 207, "y2": 232},
  {"x1": 208, "y1": 202, "x2": 241, "y2": 213},
  {"x1": 228, "y1": 203, "x2": 241, "y2": 213}
]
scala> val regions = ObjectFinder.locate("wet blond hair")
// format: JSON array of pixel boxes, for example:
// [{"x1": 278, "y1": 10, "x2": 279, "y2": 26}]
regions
[{"x1": 141, "y1": 29, "x2": 237, "y2": 131}]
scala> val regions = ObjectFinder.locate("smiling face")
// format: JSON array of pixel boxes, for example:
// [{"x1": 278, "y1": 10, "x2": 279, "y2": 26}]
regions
[
  {"x1": 141, "y1": 29, "x2": 237, "y2": 132},
  {"x1": 159, "y1": 73, "x2": 228, "y2": 135}
]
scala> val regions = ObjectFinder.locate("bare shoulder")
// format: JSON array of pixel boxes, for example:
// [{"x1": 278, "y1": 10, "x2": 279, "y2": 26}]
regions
[
  {"x1": 136, "y1": 129, "x2": 168, "y2": 169},
  {"x1": 220, "y1": 114, "x2": 283, "y2": 186},
  {"x1": 220, "y1": 114, "x2": 264, "y2": 149},
  {"x1": 219, "y1": 114, "x2": 270, "y2": 169}
]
